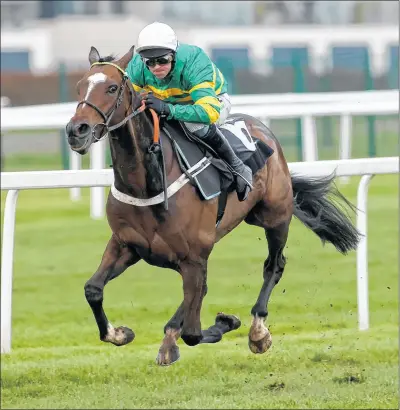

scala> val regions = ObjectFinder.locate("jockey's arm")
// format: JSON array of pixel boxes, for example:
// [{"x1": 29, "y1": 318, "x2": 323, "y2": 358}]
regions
[
  {"x1": 167, "y1": 84, "x2": 221, "y2": 124},
  {"x1": 167, "y1": 55, "x2": 221, "y2": 124}
]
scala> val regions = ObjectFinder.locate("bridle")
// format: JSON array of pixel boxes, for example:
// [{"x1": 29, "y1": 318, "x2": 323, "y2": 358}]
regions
[{"x1": 75, "y1": 61, "x2": 147, "y2": 141}]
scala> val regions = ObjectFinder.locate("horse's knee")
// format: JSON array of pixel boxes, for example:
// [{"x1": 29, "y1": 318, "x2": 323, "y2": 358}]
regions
[{"x1": 84, "y1": 281, "x2": 103, "y2": 304}]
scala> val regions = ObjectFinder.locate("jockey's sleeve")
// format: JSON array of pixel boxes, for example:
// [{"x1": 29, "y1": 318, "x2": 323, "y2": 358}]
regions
[{"x1": 167, "y1": 53, "x2": 221, "y2": 124}]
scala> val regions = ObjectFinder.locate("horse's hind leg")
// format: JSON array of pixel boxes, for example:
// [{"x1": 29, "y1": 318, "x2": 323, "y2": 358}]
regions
[
  {"x1": 248, "y1": 220, "x2": 290, "y2": 354},
  {"x1": 84, "y1": 235, "x2": 141, "y2": 346}
]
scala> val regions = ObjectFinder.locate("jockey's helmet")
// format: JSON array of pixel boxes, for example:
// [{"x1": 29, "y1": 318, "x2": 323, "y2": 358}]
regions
[{"x1": 136, "y1": 22, "x2": 179, "y2": 59}]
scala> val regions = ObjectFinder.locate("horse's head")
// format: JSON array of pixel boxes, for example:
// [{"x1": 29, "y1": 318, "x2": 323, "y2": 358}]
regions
[{"x1": 66, "y1": 45, "x2": 137, "y2": 154}]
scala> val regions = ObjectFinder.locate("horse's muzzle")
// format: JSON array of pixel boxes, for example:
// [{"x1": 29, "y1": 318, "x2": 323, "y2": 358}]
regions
[
  {"x1": 66, "y1": 120, "x2": 94, "y2": 153},
  {"x1": 66, "y1": 120, "x2": 91, "y2": 140}
]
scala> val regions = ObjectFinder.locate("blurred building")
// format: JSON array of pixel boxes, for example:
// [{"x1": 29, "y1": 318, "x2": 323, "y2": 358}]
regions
[
  {"x1": 1, "y1": 1, "x2": 399, "y2": 28},
  {"x1": 1, "y1": 1, "x2": 398, "y2": 161},
  {"x1": 1, "y1": 1, "x2": 398, "y2": 105}
]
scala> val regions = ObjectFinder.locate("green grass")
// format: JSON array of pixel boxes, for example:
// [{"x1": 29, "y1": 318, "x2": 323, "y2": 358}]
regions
[
  {"x1": 0, "y1": 168, "x2": 398, "y2": 408},
  {"x1": 1, "y1": 153, "x2": 92, "y2": 172}
]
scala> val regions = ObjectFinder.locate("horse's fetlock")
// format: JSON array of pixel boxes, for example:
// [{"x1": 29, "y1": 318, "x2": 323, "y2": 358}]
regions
[{"x1": 251, "y1": 307, "x2": 268, "y2": 318}]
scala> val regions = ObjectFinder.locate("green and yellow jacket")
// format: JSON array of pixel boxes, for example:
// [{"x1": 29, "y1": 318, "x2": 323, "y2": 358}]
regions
[{"x1": 126, "y1": 43, "x2": 227, "y2": 124}]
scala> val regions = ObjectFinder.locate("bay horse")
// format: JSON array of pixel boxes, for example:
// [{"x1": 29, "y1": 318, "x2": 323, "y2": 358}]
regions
[{"x1": 66, "y1": 46, "x2": 360, "y2": 366}]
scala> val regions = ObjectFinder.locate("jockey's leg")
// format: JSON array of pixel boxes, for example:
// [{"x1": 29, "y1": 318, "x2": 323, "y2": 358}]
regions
[
  {"x1": 183, "y1": 94, "x2": 253, "y2": 201},
  {"x1": 201, "y1": 125, "x2": 253, "y2": 201}
]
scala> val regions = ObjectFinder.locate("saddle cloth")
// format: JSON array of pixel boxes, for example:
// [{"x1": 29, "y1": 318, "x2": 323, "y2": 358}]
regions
[{"x1": 161, "y1": 115, "x2": 274, "y2": 201}]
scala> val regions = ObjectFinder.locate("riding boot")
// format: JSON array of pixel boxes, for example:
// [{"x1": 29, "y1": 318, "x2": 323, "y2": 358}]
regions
[{"x1": 203, "y1": 124, "x2": 253, "y2": 201}]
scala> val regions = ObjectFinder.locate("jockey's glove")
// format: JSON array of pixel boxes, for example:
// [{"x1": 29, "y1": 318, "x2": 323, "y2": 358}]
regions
[{"x1": 142, "y1": 92, "x2": 171, "y2": 118}]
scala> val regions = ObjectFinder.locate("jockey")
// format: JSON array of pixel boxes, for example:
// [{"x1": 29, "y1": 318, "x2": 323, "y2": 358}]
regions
[{"x1": 126, "y1": 22, "x2": 253, "y2": 201}]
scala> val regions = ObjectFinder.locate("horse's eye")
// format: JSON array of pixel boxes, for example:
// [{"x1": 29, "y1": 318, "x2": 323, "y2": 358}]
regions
[{"x1": 108, "y1": 85, "x2": 118, "y2": 94}]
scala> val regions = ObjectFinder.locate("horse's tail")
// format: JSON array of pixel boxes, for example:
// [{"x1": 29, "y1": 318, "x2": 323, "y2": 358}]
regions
[{"x1": 291, "y1": 173, "x2": 361, "y2": 254}]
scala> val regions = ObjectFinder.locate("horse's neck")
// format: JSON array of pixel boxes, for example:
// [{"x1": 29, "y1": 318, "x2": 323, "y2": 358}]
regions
[{"x1": 109, "y1": 114, "x2": 163, "y2": 198}]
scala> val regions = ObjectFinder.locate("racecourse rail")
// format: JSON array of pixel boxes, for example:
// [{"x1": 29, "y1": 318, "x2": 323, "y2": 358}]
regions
[
  {"x1": 1, "y1": 157, "x2": 398, "y2": 354},
  {"x1": 1, "y1": 90, "x2": 398, "y2": 219}
]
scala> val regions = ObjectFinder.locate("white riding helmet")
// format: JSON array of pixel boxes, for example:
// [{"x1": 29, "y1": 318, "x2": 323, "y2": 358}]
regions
[{"x1": 136, "y1": 22, "x2": 179, "y2": 59}]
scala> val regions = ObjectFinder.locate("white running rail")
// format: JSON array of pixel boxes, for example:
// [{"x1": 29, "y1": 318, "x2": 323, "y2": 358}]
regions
[{"x1": 1, "y1": 90, "x2": 398, "y2": 219}]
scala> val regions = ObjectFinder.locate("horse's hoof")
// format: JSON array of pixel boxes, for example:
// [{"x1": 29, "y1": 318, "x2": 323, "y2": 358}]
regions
[
  {"x1": 248, "y1": 315, "x2": 272, "y2": 354},
  {"x1": 248, "y1": 331, "x2": 272, "y2": 354},
  {"x1": 156, "y1": 344, "x2": 180, "y2": 366},
  {"x1": 215, "y1": 312, "x2": 242, "y2": 331},
  {"x1": 115, "y1": 326, "x2": 135, "y2": 345},
  {"x1": 102, "y1": 325, "x2": 135, "y2": 346}
]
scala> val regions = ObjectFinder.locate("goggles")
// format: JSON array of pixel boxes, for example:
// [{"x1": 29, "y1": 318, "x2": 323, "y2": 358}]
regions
[{"x1": 143, "y1": 54, "x2": 174, "y2": 68}]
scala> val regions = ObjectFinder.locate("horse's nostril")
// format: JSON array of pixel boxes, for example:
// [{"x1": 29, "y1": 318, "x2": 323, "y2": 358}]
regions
[{"x1": 77, "y1": 123, "x2": 90, "y2": 136}]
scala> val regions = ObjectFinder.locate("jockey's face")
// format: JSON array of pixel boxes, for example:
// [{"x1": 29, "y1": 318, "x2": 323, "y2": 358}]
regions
[{"x1": 143, "y1": 54, "x2": 173, "y2": 79}]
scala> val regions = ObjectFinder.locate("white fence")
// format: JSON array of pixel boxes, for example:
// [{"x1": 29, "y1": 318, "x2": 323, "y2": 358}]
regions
[
  {"x1": 1, "y1": 157, "x2": 398, "y2": 354},
  {"x1": 1, "y1": 96, "x2": 11, "y2": 108},
  {"x1": 1, "y1": 90, "x2": 399, "y2": 220},
  {"x1": 2, "y1": 90, "x2": 397, "y2": 131}
]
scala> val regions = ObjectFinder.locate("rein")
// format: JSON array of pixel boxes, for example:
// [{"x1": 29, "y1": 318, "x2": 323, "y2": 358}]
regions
[{"x1": 76, "y1": 61, "x2": 159, "y2": 145}]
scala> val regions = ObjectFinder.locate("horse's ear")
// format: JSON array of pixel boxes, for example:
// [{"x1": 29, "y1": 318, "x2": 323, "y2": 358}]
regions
[
  {"x1": 88, "y1": 46, "x2": 100, "y2": 65},
  {"x1": 115, "y1": 45, "x2": 135, "y2": 69}
]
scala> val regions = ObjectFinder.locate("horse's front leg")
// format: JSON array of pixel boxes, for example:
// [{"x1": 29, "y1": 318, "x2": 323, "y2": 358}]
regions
[
  {"x1": 179, "y1": 259, "x2": 208, "y2": 347},
  {"x1": 156, "y1": 301, "x2": 184, "y2": 365},
  {"x1": 156, "y1": 277, "x2": 207, "y2": 366},
  {"x1": 84, "y1": 235, "x2": 141, "y2": 346}
]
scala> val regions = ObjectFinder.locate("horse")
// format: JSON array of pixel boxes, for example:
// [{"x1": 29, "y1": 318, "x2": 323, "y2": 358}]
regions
[{"x1": 66, "y1": 45, "x2": 360, "y2": 366}]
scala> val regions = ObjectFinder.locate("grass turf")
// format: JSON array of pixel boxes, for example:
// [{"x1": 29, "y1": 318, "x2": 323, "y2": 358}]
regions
[{"x1": 0, "y1": 169, "x2": 398, "y2": 408}]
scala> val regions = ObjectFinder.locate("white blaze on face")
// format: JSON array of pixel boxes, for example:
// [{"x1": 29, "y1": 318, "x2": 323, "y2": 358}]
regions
[{"x1": 84, "y1": 72, "x2": 108, "y2": 103}]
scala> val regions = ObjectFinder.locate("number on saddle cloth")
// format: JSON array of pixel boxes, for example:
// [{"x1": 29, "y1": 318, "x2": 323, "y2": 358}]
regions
[{"x1": 219, "y1": 119, "x2": 257, "y2": 163}]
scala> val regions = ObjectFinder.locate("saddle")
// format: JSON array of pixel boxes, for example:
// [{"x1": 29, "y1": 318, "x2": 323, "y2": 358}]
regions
[{"x1": 160, "y1": 116, "x2": 274, "y2": 226}]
